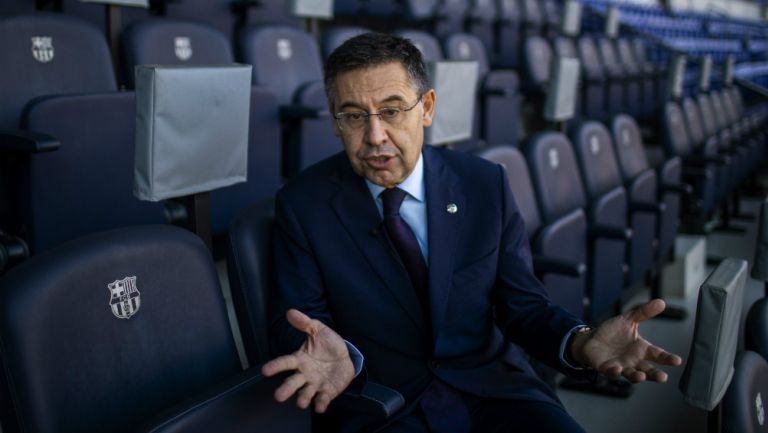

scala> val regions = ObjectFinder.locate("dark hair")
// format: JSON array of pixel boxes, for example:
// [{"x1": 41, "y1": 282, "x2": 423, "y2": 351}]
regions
[{"x1": 323, "y1": 32, "x2": 429, "y2": 107}]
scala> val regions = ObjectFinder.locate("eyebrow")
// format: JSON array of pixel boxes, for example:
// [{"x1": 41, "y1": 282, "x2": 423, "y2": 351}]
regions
[{"x1": 337, "y1": 94, "x2": 408, "y2": 112}]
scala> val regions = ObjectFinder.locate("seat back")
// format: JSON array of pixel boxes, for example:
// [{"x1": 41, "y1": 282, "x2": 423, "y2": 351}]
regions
[
  {"x1": 475, "y1": 145, "x2": 541, "y2": 237},
  {"x1": 553, "y1": 36, "x2": 578, "y2": 59},
  {"x1": 227, "y1": 201, "x2": 276, "y2": 364},
  {"x1": 696, "y1": 93, "x2": 719, "y2": 137},
  {"x1": 239, "y1": 25, "x2": 323, "y2": 106},
  {"x1": 467, "y1": 0, "x2": 497, "y2": 62},
  {"x1": 523, "y1": 36, "x2": 553, "y2": 90},
  {"x1": 663, "y1": 101, "x2": 693, "y2": 158},
  {"x1": 0, "y1": 13, "x2": 116, "y2": 129},
  {"x1": 722, "y1": 351, "x2": 768, "y2": 433},
  {"x1": 681, "y1": 97, "x2": 706, "y2": 147},
  {"x1": 577, "y1": 36, "x2": 605, "y2": 118},
  {"x1": 443, "y1": 32, "x2": 490, "y2": 77},
  {"x1": 753, "y1": 197, "x2": 768, "y2": 283},
  {"x1": 0, "y1": 225, "x2": 242, "y2": 433},
  {"x1": 434, "y1": 0, "x2": 470, "y2": 38},
  {"x1": 395, "y1": 30, "x2": 444, "y2": 62},
  {"x1": 611, "y1": 114, "x2": 650, "y2": 180},
  {"x1": 496, "y1": 0, "x2": 522, "y2": 68},
  {"x1": 121, "y1": 18, "x2": 234, "y2": 88},
  {"x1": 571, "y1": 121, "x2": 623, "y2": 199},
  {"x1": 322, "y1": 26, "x2": 369, "y2": 59}
]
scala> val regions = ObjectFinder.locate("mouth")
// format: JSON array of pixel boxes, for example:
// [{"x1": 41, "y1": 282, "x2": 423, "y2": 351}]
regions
[{"x1": 364, "y1": 155, "x2": 394, "y2": 169}]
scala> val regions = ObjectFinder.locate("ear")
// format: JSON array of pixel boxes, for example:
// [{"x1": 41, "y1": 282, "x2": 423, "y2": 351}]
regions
[{"x1": 421, "y1": 88, "x2": 436, "y2": 128}]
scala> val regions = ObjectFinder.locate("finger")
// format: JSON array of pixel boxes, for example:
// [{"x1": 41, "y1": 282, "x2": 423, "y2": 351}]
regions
[
  {"x1": 314, "y1": 392, "x2": 333, "y2": 414},
  {"x1": 636, "y1": 361, "x2": 668, "y2": 383},
  {"x1": 646, "y1": 345, "x2": 683, "y2": 366},
  {"x1": 286, "y1": 309, "x2": 316, "y2": 335},
  {"x1": 262, "y1": 354, "x2": 300, "y2": 376},
  {"x1": 622, "y1": 367, "x2": 646, "y2": 383},
  {"x1": 598, "y1": 360, "x2": 623, "y2": 379},
  {"x1": 627, "y1": 299, "x2": 666, "y2": 323},
  {"x1": 296, "y1": 384, "x2": 319, "y2": 409},
  {"x1": 274, "y1": 373, "x2": 307, "y2": 402}
]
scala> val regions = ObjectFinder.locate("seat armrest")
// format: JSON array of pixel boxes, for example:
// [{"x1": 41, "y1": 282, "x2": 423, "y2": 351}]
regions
[
  {"x1": 0, "y1": 129, "x2": 60, "y2": 153},
  {"x1": 335, "y1": 382, "x2": 405, "y2": 419},
  {"x1": 588, "y1": 224, "x2": 632, "y2": 241},
  {"x1": 280, "y1": 105, "x2": 330, "y2": 119},
  {"x1": 137, "y1": 368, "x2": 311, "y2": 433},
  {"x1": 533, "y1": 256, "x2": 586, "y2": 277},
  {"x1": 483, "y1": 86, "x2": 511, "y2": 97}
]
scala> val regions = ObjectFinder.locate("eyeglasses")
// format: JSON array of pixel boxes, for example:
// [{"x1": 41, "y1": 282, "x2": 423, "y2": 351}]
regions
[{"x1": 334, "y1": 96, "x2": 422, "y2": 131}]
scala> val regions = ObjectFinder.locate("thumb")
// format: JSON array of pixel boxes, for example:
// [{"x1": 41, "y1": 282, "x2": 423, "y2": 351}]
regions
[
  {"x1": 286, "y1": 309, "x2": 317, "y2": 335},
  {"x1": 627, "y1": 299, "x2": 666, "y2": 323}
]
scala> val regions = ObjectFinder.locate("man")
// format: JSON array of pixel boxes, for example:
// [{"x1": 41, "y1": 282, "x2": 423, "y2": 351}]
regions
[{"x1": 262, "y1": 33, "x2": 681, "y2": 432}]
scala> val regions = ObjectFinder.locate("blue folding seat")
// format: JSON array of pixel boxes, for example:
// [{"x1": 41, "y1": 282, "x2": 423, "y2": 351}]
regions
[
  {"x1": 321, "y1": 26, "x2": 368, "y2": 59},
  {"x1": 540, "y1": 0, "x2": 561, "y2": 38},
  {"x1": 0, "y1": 13, "x2": 167, "y2": 256},
  {"x1": 520, "y1": 0, "x2": 544, "y2": 37},
  {"x1": 610, "y1": 115, "x2": 663, "y2": 288},
  {"x1": 695, "y1": 93, "x2": 740, "y2": 199},
  {"x1": 227, "y1": 202, "x2": 406, "y2": 431},
  {"x1": 0, "y1": 1, "x2": 34, "y2": 15},
  {"x1": 525, "y1": 133, "x2": 590, "y2": 318},
  {"x1": 443, "y1": 32, "x2": 522, "y2": 147},
  {"x1": 0, "y1": 225, "x2": 310, "y2": 433},
  {"x1": 577, "y1": 36, "x2": 607, "y2": 119},
  {"x1": 615, "y1": 38, "x2": 649, "y2": 119},
  {"x1": 596, "y1": 37, "x2": 636, "y2": 117},
  {"x1": 495, "y1": 0, "x2": 523, "y2": 68},
  {"x1": 522, "y1": 35, "x2": 552, "y2": 96},
  {"x1": 239, "y1": 25, "x2": 336, "y2": 178},
  {"x1": 553, "y1": 36, "x2": 579, "y2": 59},
  {"x1": 722, "y1": 351, "x2": 768, "y2": 433},
  {"x1": 120, "y1": 17, "x2": 282, "y2": 237},
  {"x1": 631, "y1": 38, "x2": 666, "y2": 110},
  {"x1": 661, "y1": 100, "x2": 719, "y2": 230},
  {"x1": 569, "y1": 122, "x2": 632, "y2": 321},
  {"x1": 394, "y1": 30, "x2": 444, "y2": 62},
  {"x1": 476, "y1": 144, "x2": 586, "y2": 318}
]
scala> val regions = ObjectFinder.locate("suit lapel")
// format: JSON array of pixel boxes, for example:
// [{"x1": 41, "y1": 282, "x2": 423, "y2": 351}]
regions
[
  {"x1": 424, "y1": 147, "x2": 465, "y2": 339},
  {"x1": 329, "y1": 162, "x2": 428, "y2": 333}
]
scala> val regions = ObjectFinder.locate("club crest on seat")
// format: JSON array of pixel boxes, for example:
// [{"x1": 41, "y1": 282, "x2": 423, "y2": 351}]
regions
[
  {"x1": 31, "y1": 36, "x2": 54, "y2": 63},
  {"x1": 108, "y1": 276, "x2": 141, "y2": 320}
]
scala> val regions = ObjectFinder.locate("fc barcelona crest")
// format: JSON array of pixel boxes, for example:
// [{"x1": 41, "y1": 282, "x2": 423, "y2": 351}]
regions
[
  {"x1": 31, "y1": 36, "x2": 54, "y2": 63},
  {"x1": 108, "y1": 276, "x2": 141, "y2": 320},
  {"x1": 174, "y1": 37, "x2": 192, "y2": 61}
]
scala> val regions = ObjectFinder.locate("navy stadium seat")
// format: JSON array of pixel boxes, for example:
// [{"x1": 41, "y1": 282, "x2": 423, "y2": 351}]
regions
[
  {"x1": 443, "y1": 32, "x2": 522, "y2": 147},
  {"x1": 433, "y1": 0, "x2": 469, "y2": 39},
  {"x1": 495, "y1": 0, "x2": 523, "y2": 68},
  {"x1": 746, "y1": 298, "x2": 768, "y2": 361},
  {"x1": 0, "y1": 13, "x2": 167, "y2": 255},
  {"x1": 0, "y1": 225, "x2": 310, "y2": 433},
  {"x1": 577, "y1": 36, "x2": 607, "y2": 120},
  {"x1": 466, "y1": 0, "x2": 498, "y2": 66},
  {"x1": 120, "y1": 17, "x2": 283, "y2": 237},
  {"x1": 476, "y1": 144, "x2": 587, "y2": 318},
  {"x1": 321, "y1": 26, "x2": 368, "y2": 59},
  {"x1": 610, "y1": 115, "x2": 663, "y2": 288},
  {"x1": 525, "y1": 133, "x2": 590, "y2": 318},
  {"x1": 238, "y1": 25, "x2": 337, "y2": 178},
  {"x1": 722, "y1": 351, "x2": 768, "y2": 433},
  {"x1": 569, "y1": 121, "x2": 632, "y2": 321},
  {"x1": 394, "y1": 29, "x2": 444, "y2": 62}
]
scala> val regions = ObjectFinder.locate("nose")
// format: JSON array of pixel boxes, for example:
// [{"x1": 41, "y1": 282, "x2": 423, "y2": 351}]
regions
[{"x1": 364, "y1": 115, "x2": 388, "y2": 146}]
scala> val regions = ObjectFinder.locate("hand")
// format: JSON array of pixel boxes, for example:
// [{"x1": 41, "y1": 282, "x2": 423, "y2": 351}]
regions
[
  {"x1": 261, "y1": 309, "x2": 355, "y2": 413},
  {"x1": 570, "y1": 299, "x2": 683, "y2": 383}
]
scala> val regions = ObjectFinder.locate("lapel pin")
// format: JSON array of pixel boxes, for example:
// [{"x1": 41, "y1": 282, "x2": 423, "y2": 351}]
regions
[{"x1": 446, "y1": 203, "x2": 458, "y2": 214}]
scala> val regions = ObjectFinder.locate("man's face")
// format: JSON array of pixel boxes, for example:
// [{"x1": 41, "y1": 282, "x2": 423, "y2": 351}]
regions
[{"x1": 330, "y1": 62, "x2": 436, "y2": 188}]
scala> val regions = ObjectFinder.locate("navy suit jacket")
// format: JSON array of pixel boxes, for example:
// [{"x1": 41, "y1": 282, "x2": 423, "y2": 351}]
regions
[{"x1": 270, "y1": 145, "x2": 586, "y2": 429}]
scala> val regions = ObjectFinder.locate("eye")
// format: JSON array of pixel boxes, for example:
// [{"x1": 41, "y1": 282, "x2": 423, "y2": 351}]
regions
[
  {"x1": 378, "y1": 108, "x2": 400, "y2": 119},
  {"x1": 344, "y1": 112, "x2": 365, "y2": 121}
]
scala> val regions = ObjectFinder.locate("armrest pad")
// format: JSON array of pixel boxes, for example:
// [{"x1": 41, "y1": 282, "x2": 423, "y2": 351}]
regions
[
  {"x1": 0, "y1": 129, "x2": 60, "y2": 153},
  {"x1": 335, "y1": 382, "x2": 405, "y2": 419},
  {"x1": 533, "y1": 256, "x2": 586, "y2": 277},
  {"x1": 588, "y1": 224, "x2": 632, "y2": 241},
  {"x1": 280, "y1": 105, "x2": 330, "y2": 119}
]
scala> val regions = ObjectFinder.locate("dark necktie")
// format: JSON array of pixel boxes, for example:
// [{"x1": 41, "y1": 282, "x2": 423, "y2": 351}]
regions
[
  {"x1": 380, "y1": 188, "x2": 472, "y2": 433},
  {"x1": 381, "y1": 187, "x2": 429, "y2": 311}
]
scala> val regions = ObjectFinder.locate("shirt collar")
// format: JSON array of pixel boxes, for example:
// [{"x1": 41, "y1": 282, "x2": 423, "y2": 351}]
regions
[{"x1": 365, "y1": 152, "x2": 425, "y2": 202}]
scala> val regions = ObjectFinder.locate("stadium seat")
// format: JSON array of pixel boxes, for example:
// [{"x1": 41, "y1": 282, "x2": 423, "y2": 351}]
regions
[
  {"x1": 433, "y1": 0, "x2": 469, "y2": 39},
  {"x1": 238, "y1": 25, "x2": 337, "y2": 178},
  {"x1": 0, "y1": 13, "x2": 167, "y2": 256},
  {"x1": 746, "y1": 298, "x2": 768, "y2": 361},
  {"x1": 569, "y1": 121, "x2": 632, "y2": 322},
  {"x1": 0, "y1": 224, "x2": 310, "y2": 433},
  {"x1": 321, "y1": 25, "x2": 368, "y2": 59},
  {"x1": 466, "y1": 0, "x2": 497, "y2": 65},
  {"x1": 577, "y1": 36, "x2": 607, "y2": 120},
  {"x1": 721, "y1": 351, "x2": 768, "y2": 433},
  {"x1": 120, "y1": 17, "x2": 283, "y2": 237},
  {"x1": 394, "y1": 29, "x2": 444, "y2": 62},
  {"x1": 227, "y1": 202, "x2": 406, "y2": 431},
  {"x1": 525, "y1": 133, "x2": 590, "y2": 318},
  {"x1": 610, "y1": 115, "x2": 663, "y2": 288},
  {"x1": 596, "y1": 37, "x2": 632, "y2": 117},
  {"x1": 443, "y1": 32, "x2": 522, "y2": 147},
  {"x1": 495, "y1": 0, "x2": 523, "y2": 68}
]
